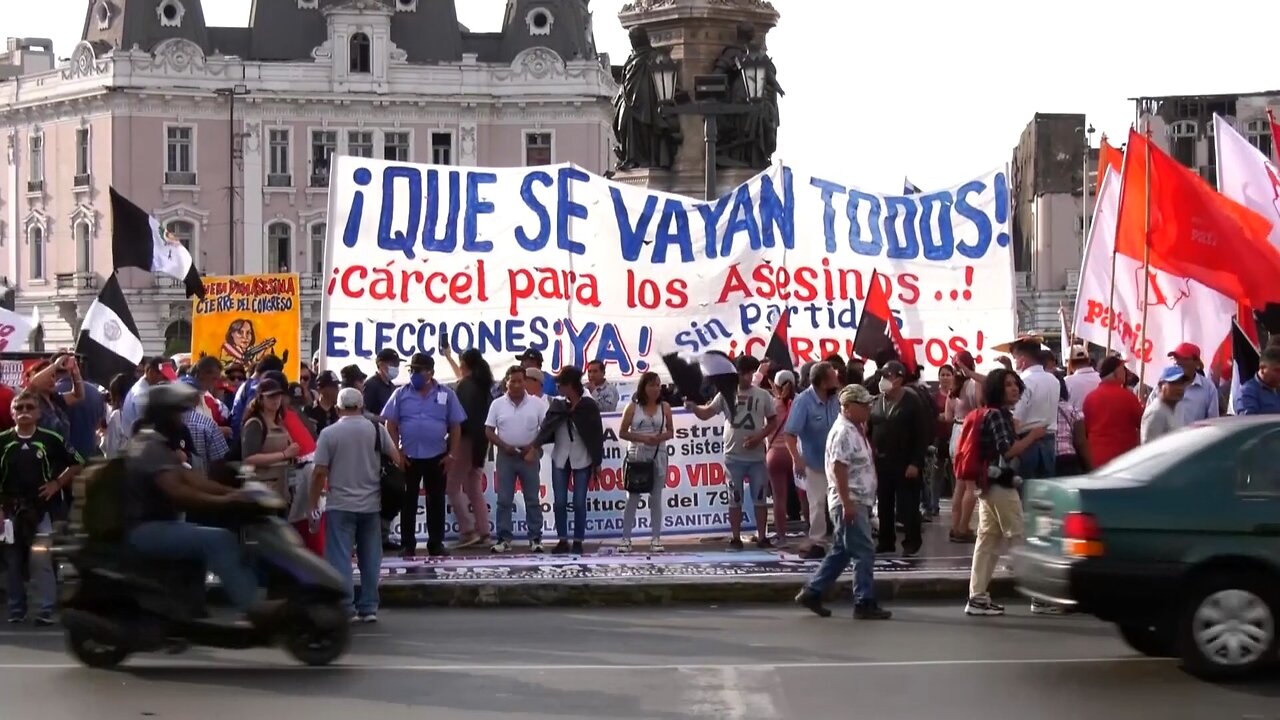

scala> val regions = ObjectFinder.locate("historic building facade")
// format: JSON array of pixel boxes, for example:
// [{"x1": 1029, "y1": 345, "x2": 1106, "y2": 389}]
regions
[{"x1": 0, "y1": 0, "x2": 616, "y2": 355}]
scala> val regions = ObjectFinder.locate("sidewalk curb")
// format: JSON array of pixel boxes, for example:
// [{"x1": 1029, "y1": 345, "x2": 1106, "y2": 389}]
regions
[{"x1": 376, "y1": 574, "x2": 1016, "y2": 608}]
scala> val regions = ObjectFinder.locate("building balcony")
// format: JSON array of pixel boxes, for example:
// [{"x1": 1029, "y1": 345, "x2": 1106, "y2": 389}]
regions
[
  {"x1": 54, "y1": 272, "x2": 100, "y2": 293},
  {"x1": 164, "y1": 171, "x2": 197, "y2": 186},
  {"x1": 300, "y1": 273, "x2": 322, "y2": 293},
  {"x1": 309, "y1": 171, "x2": 329, "y2": 188},
  {"x1": 26, "y1": 179, "x2": 43, "y2": 194},
  {"x1": 267, "y1": 173, "x2": 293, "y2": 188},
  {"x1": 73, "y1": 173, "x2": 91, "y2": 189}
]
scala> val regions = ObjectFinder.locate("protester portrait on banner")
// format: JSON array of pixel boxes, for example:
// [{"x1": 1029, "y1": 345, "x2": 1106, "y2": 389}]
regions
[
  {"x1": 319, "y1": 156, "x2": 1016, "y2": 385},
  {"x1": 193, "y1": 273, "x2": 301, "y2": 378}
]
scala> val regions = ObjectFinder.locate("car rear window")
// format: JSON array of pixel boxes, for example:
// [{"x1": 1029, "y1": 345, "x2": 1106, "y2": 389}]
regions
[{"x1": 1093, "y1": 423, "x2": 1229, "y2": 480}]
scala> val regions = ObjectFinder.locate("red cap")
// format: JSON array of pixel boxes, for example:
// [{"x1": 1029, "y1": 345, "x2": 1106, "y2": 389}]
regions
[
  {"x1": 160, "y1": 364, "x2": 178, "y2": 382},
  {"x1": 1168, "y1": 342, "x2": 1201, "y2": 359}
]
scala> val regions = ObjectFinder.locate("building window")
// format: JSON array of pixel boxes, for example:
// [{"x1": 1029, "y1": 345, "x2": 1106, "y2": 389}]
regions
[
  {"x1": 267, "y1": 222, "x2": 292, "y2": 272},
  {"x1": 310, "y1": 222, "x2": 327, "y2": 273},
  {"x1": 430, "y1": 131, "x2": 453, "y2": 165},
  {"x1": 348, "y1": 130, "x2": 374, "y2": 158},
  {"x1": 268, "y1": 129, "x2": 291, "y2": 186},
  {"x1": 1169, "y1": 120, "x2": 1197, "y2": 169},
  {"x1": 166, "y1": 220, "x2": 194, "y2": 251},
  {"x1": 29, "y1": 226, "x2": 46, "y2": 281},
  {"x1": 75, "y1": 127, "x2": 91, "y2": 183},
  {"x1": 1247, "y1": 120, "x2": 1274, "y2": 160},
  {"x1": 163, "y1": 319, "x2": 192, "y2": 357},
  {"x1": 75, "y1": 222, "x2": 92, "y2": 273},
  {"x1": 156, "y1": 0, "x2": 185, "y2": 27},
  {"x1": 310, "y1": 130, "x2": 337, "y2": 187},
  {"x1": 350, "y1": 32, "x2": 372, "y2": 74},
  {"x1": 524, "y1": 131, "x2": 552, "y2": 166},
  {"x1": 384, "y1": 131, "x2": 411, "y2": 162},
  {"x1": 28, "y1": 134, "x2": 43, "y2": 189},
  {"x1": 165, "y1": 126, "x2": 196, "y2": 184}
]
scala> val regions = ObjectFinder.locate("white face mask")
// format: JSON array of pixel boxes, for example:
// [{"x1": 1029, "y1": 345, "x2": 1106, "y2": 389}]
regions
[
  {"x1": 878, "y1": 377, "x2": 894, "y2": 394},
  {"x1": 384, "y1": 365, "x2": 400, "y2": 381}
]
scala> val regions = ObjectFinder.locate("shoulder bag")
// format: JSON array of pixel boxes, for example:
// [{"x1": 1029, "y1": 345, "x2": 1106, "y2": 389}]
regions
[
  {"x1": 371, "y1": 419, "x2": 406, "y2": 520},
  {"x1": 623, "y1": 406, "x2": 665, "y2": 494}
]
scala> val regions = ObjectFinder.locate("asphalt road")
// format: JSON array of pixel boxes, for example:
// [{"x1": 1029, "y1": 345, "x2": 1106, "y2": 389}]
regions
[{"x1": 0, "y1": 602, "x2": 1276, "y2": 719}]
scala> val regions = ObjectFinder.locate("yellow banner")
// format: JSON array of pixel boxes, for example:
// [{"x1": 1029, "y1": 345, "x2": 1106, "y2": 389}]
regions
[{"x1": 192, "y1": 274, "x2": 300, "y2": 379}]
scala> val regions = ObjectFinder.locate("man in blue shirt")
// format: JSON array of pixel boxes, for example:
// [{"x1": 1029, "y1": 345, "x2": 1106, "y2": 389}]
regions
[
  {"x1": 382, "y1": 352, "x2": 466, "y2": 557},
  {"x1": 1150, "y1": 343, "x2": 1220, "y2": 425},
  {"x1": 1234, "y1": 344, "x2": 1280, "y2": 416},
  {"x1": 782, "y1": 361, "x2": 842, "y2": 560}
]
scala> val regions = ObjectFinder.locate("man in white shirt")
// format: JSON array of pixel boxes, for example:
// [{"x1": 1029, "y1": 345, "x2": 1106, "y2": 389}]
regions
[
  {"x1": 1011, "y1": 342, "x2": 1062, "y2": 479},
  {"x1": 1063, "y1": 345, "x2": 1101, "y2": 415},
  {"x1": 793, "y1": 384, "x2": 891, "y2": 621},
  {"x1": 485, "y1": 366, "x2": 549, "y2": 554}
]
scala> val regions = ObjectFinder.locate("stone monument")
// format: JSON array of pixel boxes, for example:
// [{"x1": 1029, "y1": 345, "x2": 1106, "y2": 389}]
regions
[{"x1": 613, "y1": 0, "x2": 781, "y2": 199}]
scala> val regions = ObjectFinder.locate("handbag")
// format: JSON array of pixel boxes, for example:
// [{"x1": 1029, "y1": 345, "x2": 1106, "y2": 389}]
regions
[
  {"x1": 372, "y1": 419, "x2": 405, "y2": 521},
  {"x1": 623, "y1": 407, "x2": 665, "y2": 494}
]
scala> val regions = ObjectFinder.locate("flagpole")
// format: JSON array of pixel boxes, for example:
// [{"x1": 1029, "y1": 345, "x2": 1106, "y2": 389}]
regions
[
  {"x1": 1136, "y1": 126, "x2": 1154, "y2": 392},
  {"x1": 1104, "y1": 129, "x2": 1132, "y2": 353}
]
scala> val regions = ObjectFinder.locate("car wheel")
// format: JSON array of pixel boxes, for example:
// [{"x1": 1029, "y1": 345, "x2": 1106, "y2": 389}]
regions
[
  {"x1": 1178, "y1": 573, "x2": 1278, "y2": 680},
  {"x1": 1117, "y1": 623, "x2": 1174, "y2": 657}
]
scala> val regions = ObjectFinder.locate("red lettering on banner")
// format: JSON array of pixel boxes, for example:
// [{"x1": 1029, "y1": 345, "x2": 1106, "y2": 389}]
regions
[
  {"x1": 1079, "y1": 299, "x2": 1155, "y2": 364},
  {"x1": 685, "y1": 463, "x2": 725, "y2": 487},
  {"x1": 717, "y1": 261, "x2": 921, "y2": 306},
  {"x1": 733, "y1": 331, "x2": 988, "y2": 367},
  {"x1": 327, "y1": 259, "x2": 489, "y2": 305},
  {"x1": 625, "y1": 270, "x2": 689, "y2": 310},
  {"x1": 507, "y1": 268, "x2": 602, "y2": 317}
]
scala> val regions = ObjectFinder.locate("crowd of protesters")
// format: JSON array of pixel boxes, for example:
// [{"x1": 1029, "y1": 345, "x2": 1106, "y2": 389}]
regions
[{"x1": 0, "y1": 326, "x2": 1276, "y2": 625}]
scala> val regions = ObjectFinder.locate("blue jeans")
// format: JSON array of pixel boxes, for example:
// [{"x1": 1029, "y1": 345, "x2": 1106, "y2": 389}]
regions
[
  {"x1": 552, "y1": 466, "x2": 592, "y2": 542},
  {"x1": 805, "y1": 505, "x2": 876, "y2": 606},
  {"x1": 324, "y1": 510, "x2": 382, "y2": 616},
  {"x1": 127, "y1": 521, "x2": 259, "y2": 611},
  {"x1": 723, "y1": 460, "x2": 768, "y2": 510},
  {"x1": 1020, "y1": 435, "x2": 1057, "y2": 480},
  {"x1": 495, "y1": 454, "x2": 543, "y2": 542},
  {"x1": 5, "y1": 514, "x2": 56, "y2": 616}
]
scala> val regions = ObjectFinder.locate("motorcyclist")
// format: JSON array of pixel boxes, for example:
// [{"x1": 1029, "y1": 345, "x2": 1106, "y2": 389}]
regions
[{"x1": 122, "y1": 383, "x2": 262, "y2": 615}]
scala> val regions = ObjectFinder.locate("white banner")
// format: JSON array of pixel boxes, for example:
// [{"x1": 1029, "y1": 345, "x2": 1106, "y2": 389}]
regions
[
  {"x1": 390, "y1": 410, "x2": 743, "y2": 543},
  {"x1": 320, "y1": 157, "x2": 1016, "y2": 382},
  {"x1": 1215, "y1": 113, "x2": 1280, "y2": 251},
  {"x1": 1073, "y1": 169, "x2": 1234, "y2": 388},
  {"x1": 0, "y1": 307, "x2": 34, "y2": 352}
]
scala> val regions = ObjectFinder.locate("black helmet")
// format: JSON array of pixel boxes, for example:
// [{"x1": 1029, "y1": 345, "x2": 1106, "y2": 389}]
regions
[{"x1": 141, "y1": 383, "x2": 200, "y2": 426}]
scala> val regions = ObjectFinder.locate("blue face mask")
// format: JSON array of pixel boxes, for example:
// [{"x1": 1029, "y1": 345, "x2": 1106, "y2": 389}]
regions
[{"x1": 410, "y1": 371, "x2": 429, "y2": 391}]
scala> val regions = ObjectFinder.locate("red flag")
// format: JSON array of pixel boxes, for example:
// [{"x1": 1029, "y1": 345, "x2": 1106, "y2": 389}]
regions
[
  {"x1": 853, "y1": 271, "x2": 918, "y2": 375},
  {"x1": 1114, "y1": 128, "x2": 1280, "y2": 307},
  {"x1": 763, "y1": 308, "x2": 795, "y2": 372},
  {"x1": 282, "y1": 408, "x2": 317, "y2": 457},
  {"x1": 1097, "y1": 137, "x2": 1123, "y2": 192}
]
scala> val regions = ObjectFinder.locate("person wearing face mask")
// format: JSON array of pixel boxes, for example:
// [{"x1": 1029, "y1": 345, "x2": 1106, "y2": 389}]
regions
[
  {"x1": 363, "y1": 349, "x2": 403, "y2": 417},
  {"x1": 867, "y1": 361, "x2": 930, "y2": 557},
  {"x1": 382, "y1": 353, "x2": 466, "y2": 557},
  {"x1": 781, "y1": 361, "x2": 841, "y2": 559}
]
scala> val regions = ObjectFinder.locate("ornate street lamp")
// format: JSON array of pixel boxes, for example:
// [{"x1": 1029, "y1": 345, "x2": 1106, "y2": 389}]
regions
[
  {"x1": 649, "y1": 52, "x2": 679, "y2": 104},
  {"x1": 738, "y1": 49, "x2": 770, "y2": 102}
]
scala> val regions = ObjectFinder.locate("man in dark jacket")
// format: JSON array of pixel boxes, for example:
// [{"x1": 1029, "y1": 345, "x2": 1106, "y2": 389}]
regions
[
  {"x1": 536, "y1": 366, "x2": 604, "y2": 555},
  {"x1": 868, "y1": 361, "x2": 930, "y2": 557}
]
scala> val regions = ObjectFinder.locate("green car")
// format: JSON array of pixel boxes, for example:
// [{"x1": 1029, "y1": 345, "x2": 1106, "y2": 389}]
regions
[{"x1": 1013, "y1": 416, "x2": 1280, "y2": 680}]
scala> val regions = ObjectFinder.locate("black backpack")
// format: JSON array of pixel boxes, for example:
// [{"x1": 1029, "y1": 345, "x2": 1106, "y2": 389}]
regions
[{"x1": 78, "y1": 457, "x2": 127, "y2": 543}]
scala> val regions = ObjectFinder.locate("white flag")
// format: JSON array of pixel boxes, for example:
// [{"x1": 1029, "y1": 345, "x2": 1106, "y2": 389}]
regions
[
  {"x1": 1214, "y1": 113, "x2": 1280, "y2": 251},
  {"x1": 1071, "y1": 168, "x2": 1235, "y2": 388},
  {"x1": 0, "y1": 307, "x2": 34, "y2": 352}
]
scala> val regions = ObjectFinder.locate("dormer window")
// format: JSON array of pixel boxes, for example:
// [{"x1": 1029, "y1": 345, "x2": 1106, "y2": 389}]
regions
[
  {"x1": 156, "y1": 0, "x2": 185, "y2": 28},
  {"x1": 298, "y1": 0, "x2": 317, "y2": 7},
  {"x1": 349, "y1": 32, "x2": 371, "y2": 74},
  {"x1": 395, "y1": 0, "x2": 417, "y2": 11},
  {"x1": 94, "y1": 0, "x2": 114, "y2": 30},
  {"x1": 526, "y1": 8, "x2": 554, "y2": 36}
]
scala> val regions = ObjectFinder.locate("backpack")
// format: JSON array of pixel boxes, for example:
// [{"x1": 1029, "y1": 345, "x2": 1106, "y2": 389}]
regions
[
  {"x1": 79, "y1": 457, "x2": 127, "y2": 542},
  {"x1": 952, "y1": 408, "x2": 991, "y2": 485}
]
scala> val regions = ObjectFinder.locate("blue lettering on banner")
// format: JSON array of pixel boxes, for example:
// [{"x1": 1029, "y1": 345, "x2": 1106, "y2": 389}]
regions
[
  {"x1": 424, "y1": 169, "x2": 462, "y2": 253},
  {"x1": 517, "y1": 170, "x2": 555, "y2": 251},
  {"x1": 556, "y1": 166, "x2": 590, "y2": 255},
  {"x1": 463, "y1": 171, "x2": 497, "y2": 253}
]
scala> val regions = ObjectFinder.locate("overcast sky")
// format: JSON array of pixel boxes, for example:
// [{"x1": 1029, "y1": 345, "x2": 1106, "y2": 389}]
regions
[{"x1": 8, "y1": 0, "x2": 1280, "y2": 191}]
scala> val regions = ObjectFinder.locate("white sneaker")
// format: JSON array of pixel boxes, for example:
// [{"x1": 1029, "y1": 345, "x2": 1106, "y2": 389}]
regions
[
  {"x1": 617, "y1": 539, "x2": 632, "y2": 554},
  {"x1": 964, "y1": 596, "x2": 1005, "y2": 616},
  {"x1": 1030, "y1": 600, "x2": 1064, "y2": 615},
  {"x1": 530, "y1": 541, "x2": 545, "y2": 554},
  {"x1": 649, "y1": 541, "x2": 665, "y2": 554},
  {"x1": 490, "y1": 540, "x2": 512, "y2": 554}
]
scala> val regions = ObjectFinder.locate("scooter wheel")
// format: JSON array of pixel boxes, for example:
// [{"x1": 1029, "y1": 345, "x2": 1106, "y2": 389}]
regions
[
  {"x1": 284, "y1": 604, "x2": 350, "y2": 666},
  {"x1": 67, "y1": 628, "x2": 129, "y2": 669}
]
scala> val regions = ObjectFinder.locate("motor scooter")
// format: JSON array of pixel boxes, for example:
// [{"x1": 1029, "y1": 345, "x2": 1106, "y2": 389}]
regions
[{"x1": 57, "y1": 480, "x2": 349, "y2": 668}]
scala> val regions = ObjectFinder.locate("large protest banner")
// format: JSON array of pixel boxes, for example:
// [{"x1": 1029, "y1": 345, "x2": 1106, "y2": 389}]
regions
[
  {"x1": 320, "y1": 157, "x2": 1015, "y2": 382},
  {"x1": 391, "y1": 410, "x2": 738, "y2": 544},
  {"x1": 193, "y1": 274, "x2": 301, "y2": 379}
]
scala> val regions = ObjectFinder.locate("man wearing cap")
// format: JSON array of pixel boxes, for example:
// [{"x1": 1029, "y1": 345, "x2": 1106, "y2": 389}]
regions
[
  {"x1": 340, "y1": 364, "x2": 367, "y2": 392},
  {"x1": 794, "y1": 384, "x2": 891, "y2": 620},
  {"x1": 519, "y1": 349, "x2": 558, "y2": 398},
  {"x1": 868, "y1": 360, "x2": 930, "y2": 557},
  {"x1": 782, "y1": 361, "x2": 842, "y2": 559},
  {"x1": 311, "y1": 387, "x2": 397, "y2": 622},
  {"x1": 1233, "y1": 343, "x2": 1280, "y2": 416},
  {"x1": 1064, "y1": 345, "x2": 1100, "y2": 414},
  {"x1": 363, "y1": 349, "x2": 402, "y2": 417},
  {"x1": 1150, "y1": 343, "x2": 1219, "y2": 425},
  {"x1": 381, "y1": 353, "x2": 466, "y2": 557},
  {"x1": 1009, "y1": 340, "x2": 1061, "y2": 479},
  {"x1": 307, "y1": 371, "x2": 341, "y2": 434},
  {"x1": 1142, "y1": 365, "x2": 1193, "y2": 443},
  {"x1": 524, "y1": 367, "x2": 548, "y2": 400}
]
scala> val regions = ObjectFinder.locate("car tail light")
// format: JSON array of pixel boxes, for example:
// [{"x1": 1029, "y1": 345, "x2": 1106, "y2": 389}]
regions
[{"x1": 1062, "y1": 512, "x2": 1104, "y2": 558}]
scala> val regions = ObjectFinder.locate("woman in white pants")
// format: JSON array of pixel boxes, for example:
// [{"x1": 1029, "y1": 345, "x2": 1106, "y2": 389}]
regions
[{"x1": 618, "y1": 372, "x2": 673, "y2": 553}]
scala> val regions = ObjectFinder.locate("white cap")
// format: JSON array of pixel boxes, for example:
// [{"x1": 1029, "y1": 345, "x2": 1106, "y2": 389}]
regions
[
  {"x1": 773, "y1": 370, "x2": 796, "y2": 387},
  {"x1": 337, "y1": 387, "x2": 363, "y2": 410}
]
